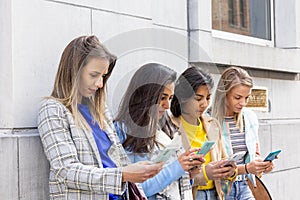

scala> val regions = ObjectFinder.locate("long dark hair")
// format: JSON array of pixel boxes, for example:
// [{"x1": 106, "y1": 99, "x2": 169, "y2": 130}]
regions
[
  {"x1": 115, "y1": 63, "x2": 176, "y2": 153},
  {"x1": 171, "y1": 66, "x2": 214, "y2": 117}
]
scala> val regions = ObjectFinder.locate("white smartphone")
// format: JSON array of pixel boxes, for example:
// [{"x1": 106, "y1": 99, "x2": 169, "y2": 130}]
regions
[
  {"x1": 151, "y1": 147, "x2": 177, "y2": 163},
  {"x1": 152, "y1": 134, "x2": 181, "y2": 163},
  {"x1": 223, "y1": 151, "x2": 247, "y2": 167}
]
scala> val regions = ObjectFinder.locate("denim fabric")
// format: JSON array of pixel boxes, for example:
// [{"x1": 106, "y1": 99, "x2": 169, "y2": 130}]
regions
[
  {"x1": 196, "y1": 188, "x2": 219, "y2": 200},
  {"x1": 225, "y1": 180, "x2": 254, "y2": 200},
  {"x1": 115, "y1": 122, "x2": 192, "y2": 200}
]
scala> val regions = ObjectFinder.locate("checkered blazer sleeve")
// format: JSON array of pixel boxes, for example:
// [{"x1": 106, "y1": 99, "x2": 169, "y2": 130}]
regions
[{"x1": 37, "y1": 99, "x2": 125, "y2": 195}]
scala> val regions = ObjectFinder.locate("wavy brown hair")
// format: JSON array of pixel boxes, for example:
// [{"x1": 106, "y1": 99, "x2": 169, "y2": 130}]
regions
[
  {"x1": 115, "y1": 63, "x2": 176, "y2": 153},
  {"x1": 51, "y1": 35, "x2": 117, "y2": 128}
]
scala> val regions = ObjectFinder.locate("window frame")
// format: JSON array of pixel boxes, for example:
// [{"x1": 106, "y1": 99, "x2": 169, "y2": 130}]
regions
[{"x1": 211, "y1": 0, "x2": 274, "y2": 47}]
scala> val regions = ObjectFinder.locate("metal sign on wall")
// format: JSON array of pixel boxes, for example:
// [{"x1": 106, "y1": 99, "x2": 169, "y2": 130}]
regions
[{"x1": 246, "y1": 86, "x2": 268, "y2": 112}]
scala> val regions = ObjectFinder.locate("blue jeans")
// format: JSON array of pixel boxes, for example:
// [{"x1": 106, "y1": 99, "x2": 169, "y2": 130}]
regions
[
  {"x1": 225, "y1": 180, "x2": 254, "y2": 200},
  {"x1": 196, "y1": 188, "x2": 219, "y2": 200}
]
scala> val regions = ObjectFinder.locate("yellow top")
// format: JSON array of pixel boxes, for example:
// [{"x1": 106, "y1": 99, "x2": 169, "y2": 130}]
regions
[{"x1": 180, "y1": 116, "x2": 214, "y2": 190}]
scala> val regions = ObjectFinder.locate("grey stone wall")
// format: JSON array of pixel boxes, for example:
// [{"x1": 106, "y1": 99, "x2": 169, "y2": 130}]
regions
[{"x1": 0, "y1": 131, "x2": 49, "y2": 200}]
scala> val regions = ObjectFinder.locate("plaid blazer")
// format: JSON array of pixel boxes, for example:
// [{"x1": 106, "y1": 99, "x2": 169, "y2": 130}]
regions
[{"x1": 38, "y1": 98, "x2": 130, "y2": 200}]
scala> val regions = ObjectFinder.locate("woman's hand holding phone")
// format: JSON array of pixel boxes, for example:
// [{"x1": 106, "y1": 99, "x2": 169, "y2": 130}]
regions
[
  {"x1": 177, "y1": 148, "x2": 205, "y2": 172},
  {"x1": 260, "y1": 150, "x2": 280, "y2": 173},
  {"x1": 264, "y1": 150, "x2": 281, "y2": 161},
  {"x1": 245, "y1": 150, "x2": 279, "y2": 176},
  {"x1": 122, "y1": 161, "x2": 164, "y2": 183},
  {"x1": 222, "y1": 151, "x2": 247, "y2": 167},
  {"x1": 205, "y1": 160, "x2": 236, "y2": 180}
]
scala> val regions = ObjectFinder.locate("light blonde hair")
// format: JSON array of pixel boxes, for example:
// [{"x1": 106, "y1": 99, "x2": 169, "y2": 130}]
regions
[
  {"x1": 211, "y1": 66, "x2": 253, "y2": 131},
  {"x1": 51, "y1": 35, "x2": 117, "y2": 129}
]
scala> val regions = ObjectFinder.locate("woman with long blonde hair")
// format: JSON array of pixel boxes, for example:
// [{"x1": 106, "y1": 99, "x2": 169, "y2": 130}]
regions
[
  {"x1": 38, "y1": 35, "x2": 162, "y2": 200},
  {"x1": 211, "y1": 66, "x2": 275, "y2": 200}
]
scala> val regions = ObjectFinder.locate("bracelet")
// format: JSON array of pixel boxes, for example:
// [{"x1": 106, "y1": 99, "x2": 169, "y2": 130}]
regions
[
  {"x1": 227, "y1": 167, "x2": 238, "y2": 181},
  {"x1": 202, "y1": 164, "x2": 210, "y2": 182},
  {"x1": 245, "y1": 164, "x2": 249, "y2": 174}
]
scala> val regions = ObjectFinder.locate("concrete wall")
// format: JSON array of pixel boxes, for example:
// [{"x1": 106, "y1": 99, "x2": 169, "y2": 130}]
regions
[
  {"x1": 275, "y1": 0, "x2": 300, "y2": 48},
  {"x1": 189, "y1": 0, "x2": 300, "y2": 199},
  {"x1": 0, "y1": 131, "x2": 49, "y2": 199}
]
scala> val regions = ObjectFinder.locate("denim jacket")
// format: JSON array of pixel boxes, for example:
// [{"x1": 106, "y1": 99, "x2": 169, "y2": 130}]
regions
[{"x1": 114, "y1": 121, "x2": 193, "y2": 200}]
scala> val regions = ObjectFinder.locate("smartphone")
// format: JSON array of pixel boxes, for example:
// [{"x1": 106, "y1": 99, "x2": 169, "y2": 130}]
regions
[
  {"x1": 196, "y1": 141, "x2": 215, "y2": 156},
  {"x1": 264, "y1": 150, "x2": 281, "y2": 161},
  {"x1": 152, "y1": 147, "x2": 177, "y2": 163},
  {"x1": 223, "y1": 151, "x2": 247, "y2": 167}
]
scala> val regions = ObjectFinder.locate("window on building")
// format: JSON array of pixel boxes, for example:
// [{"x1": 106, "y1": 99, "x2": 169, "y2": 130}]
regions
[
  {"x1": 228, "y1": 0, "x2": 237, "y2": 26},
  {"x1": 239, "y1": 0, "x2": 247, "y2": 28},
  {"x1": 212, "y1": 0, "x2": 272, "y2": 41}
]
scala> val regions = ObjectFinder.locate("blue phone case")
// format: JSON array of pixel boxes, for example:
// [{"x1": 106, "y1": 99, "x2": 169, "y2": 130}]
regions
[
  {"x1": 264, "y1": 150, "x2": 281, "y2": 161},
  {"x1": 196, "y1": 141, "x2": 215, "y2": 155}
]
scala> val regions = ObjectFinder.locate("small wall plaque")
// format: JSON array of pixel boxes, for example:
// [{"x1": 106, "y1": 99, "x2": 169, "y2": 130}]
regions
[{"x1": 246, "y1": 86, "x2": 268, "y2": 111}]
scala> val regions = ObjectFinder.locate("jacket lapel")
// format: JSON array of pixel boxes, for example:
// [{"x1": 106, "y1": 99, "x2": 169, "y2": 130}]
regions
[
  {"x1": 104, "y1": 121, "x2": 123, "y2": 167},
  {"x1": 178, "y1": 124, "x2": 191, "y2": 150},
  {"x1": 170, "y1": 115, "x2": 191, "y2": 150},
  {"x1": 80, "y1": 125, "x2": 103, "y2": 166}
]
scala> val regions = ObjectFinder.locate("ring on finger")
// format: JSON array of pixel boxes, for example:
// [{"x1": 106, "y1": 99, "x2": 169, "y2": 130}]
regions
[{"x1": 189, "y1": 157, "x2": 193, "y2": 162}]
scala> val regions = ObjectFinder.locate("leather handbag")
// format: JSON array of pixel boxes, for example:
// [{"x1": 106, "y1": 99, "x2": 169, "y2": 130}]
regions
[
  {"x1": 128, "y1": 182, "x2": 147, "y2": 200},
  {"x1": 247, "y1": 176, "x2": 272, "y2": 200}
]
